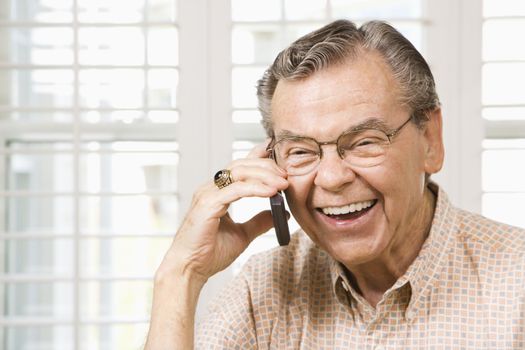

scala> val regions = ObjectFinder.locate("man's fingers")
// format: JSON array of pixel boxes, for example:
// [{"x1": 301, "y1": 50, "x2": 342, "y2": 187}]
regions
[
  {"x1": 239, "y1": 210, "x2": 274, "y2": 242},
  {"x1": 192, "y1": 180, "x2": 283, "y2": 221},
  {"x1": 246, "y1": 138, "x2": 272, "y2": 159},
  {"x1": 229, "y1": 158, "x2": 286, "y2": 179},
  {"x1": 230, "y1": 165, "x2": 288, "y2": 189},
  {"x1": 214, "y1": 181, "x2": 280, "y2": 213}
]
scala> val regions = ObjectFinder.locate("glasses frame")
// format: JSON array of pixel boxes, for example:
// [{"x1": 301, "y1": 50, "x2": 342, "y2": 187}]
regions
[{"x1": 267, "y1": 114, "x2": 414, "y2": 170}]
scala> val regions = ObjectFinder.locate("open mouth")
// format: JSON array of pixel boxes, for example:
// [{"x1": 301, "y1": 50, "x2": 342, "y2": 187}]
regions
[{"x1": 318, "y1": 199, "x2": 377, "y2": 221}]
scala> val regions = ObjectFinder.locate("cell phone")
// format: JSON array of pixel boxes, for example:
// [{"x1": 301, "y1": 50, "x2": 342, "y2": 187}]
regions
[{"x1": 270, "y1": 192, "x2": 290, "y2": 246}]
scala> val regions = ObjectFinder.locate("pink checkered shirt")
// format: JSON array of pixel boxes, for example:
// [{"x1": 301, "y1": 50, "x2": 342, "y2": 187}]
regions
[{"x1": 196, "y1": 184, "x2": 525, "y2": 349}]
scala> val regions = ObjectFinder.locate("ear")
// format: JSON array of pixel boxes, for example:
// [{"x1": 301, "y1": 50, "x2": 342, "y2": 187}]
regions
[{"x1": 422, "y1": 108, "x2": 445, "y2": 175}]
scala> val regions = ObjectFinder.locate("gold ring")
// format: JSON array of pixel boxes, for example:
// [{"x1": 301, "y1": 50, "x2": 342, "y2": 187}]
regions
[{"x1": 214, "y1": 169, "x2": 233, "y2": 189}]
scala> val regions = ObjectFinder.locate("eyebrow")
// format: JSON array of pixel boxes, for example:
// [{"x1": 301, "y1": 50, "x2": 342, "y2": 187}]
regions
[
  {"x1": 345, "y1": 118, "x2": 390, "y2": 133},
  {"x1": 275, "y1": 117, "x2": 390, "y2": 139}
]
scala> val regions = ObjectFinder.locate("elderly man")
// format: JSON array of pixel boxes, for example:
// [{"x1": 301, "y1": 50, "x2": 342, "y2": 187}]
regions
[{"x1": 145, "y1": 20, "x2": 525, "y2": 349}]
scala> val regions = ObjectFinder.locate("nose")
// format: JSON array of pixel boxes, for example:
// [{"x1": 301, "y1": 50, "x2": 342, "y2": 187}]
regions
[{"x1": 313, "y1": 144, "x2": 357, "y2": 192}]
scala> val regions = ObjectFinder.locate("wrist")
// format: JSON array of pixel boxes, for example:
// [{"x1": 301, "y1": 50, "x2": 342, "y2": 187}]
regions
[
  {"x1": 147, "y1": 265, "x2": 204, "y2": 350},
  {"x1": 154, "y1": 259, "x2": 208, "y2": 293},
  {"x1": 146, "y1": 245, "x2": 211, "y2": 349}
]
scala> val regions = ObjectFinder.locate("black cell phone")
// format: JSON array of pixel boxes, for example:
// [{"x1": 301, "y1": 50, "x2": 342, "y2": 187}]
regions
[{"x1": 270, "y1": 192, "x2": 290, "y2": 246}]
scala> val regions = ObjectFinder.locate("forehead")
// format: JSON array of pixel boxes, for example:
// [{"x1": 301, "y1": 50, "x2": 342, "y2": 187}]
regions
[{"x1": 270, "y1": 50, "x2": 405, "y2": 137}]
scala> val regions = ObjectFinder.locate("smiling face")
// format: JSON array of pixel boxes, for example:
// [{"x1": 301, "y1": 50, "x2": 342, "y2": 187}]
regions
[{"x1": 271, "y1": 50, "x2": 444, "y2": 269}]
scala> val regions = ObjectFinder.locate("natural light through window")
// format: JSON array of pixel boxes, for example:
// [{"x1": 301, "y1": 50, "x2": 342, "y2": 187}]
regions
[
  {"x1": 481, "y1": 0, "x2": 525, "y2": 228},
  {"x1": 0, "y1": 0, "x2": 178, "y2": 349}
]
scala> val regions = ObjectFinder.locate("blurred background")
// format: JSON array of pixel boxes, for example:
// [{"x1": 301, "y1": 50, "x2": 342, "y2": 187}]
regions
[{"x1": 0, "y1": 0, "x2": 524, "y2": 349}]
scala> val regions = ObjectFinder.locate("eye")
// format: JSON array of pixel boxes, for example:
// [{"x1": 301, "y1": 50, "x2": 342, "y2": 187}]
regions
[
  {"x1": 354, "y1": 138, "x2": 382, "y2": 147},
  {"x1": 339, "y1": 137, "x2": 379, "y2": 150},
  {"x1": 288, "y1": 147, "x2": 317, "y2": 156}
]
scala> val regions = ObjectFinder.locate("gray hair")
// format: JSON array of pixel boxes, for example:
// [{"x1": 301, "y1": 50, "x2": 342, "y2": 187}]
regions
[{"x1": 256, "y1": 19, "x2": 440, "y2": 137}]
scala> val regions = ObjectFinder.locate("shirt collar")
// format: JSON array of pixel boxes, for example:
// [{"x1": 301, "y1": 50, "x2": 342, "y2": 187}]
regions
[{"x1": 328, "y1": 182, "x2": 458, "y2": 318}]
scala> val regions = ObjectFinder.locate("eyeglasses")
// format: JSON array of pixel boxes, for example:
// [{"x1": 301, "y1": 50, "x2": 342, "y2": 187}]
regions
[{"x1": 267, "y1": 115, "x2": 413, "y2": 176}]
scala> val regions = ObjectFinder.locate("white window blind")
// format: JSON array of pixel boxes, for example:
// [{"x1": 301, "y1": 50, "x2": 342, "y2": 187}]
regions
[
  {"x1": 481, "y1": 0, "x2": 525, "y2": 228},
  {"x1": 0, "y1": 0, "x2": 179, "y2": 349}
]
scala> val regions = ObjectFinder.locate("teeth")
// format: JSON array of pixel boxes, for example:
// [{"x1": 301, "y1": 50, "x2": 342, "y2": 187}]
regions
[{"x1": 322, "y1": 200, "x2": 374, "y2": 216}]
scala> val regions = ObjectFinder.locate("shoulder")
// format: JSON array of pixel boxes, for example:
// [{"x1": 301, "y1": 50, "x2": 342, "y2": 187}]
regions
[
  {"x1": 452, "y1": 208, "x2": 525, "y2": 286},
  {"x1": 455, "y1": 208, "x2": 525, "y2": 256},
  {"x1": 431, "y1": 182, "x2": 525, "y2": 257}
]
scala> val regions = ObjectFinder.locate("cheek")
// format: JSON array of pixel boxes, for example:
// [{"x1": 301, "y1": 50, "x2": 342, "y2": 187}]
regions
[
  {"x1": 356, "y1": 150, "x2": 426, "y2": 201},
  {"x1": 364, "y1": 149, "x2": 427, "y2": 212},
  {"x1": 285, "y1": 176, "x2": 314, "y2": 214},
  {"x1": 380, "y1": 141, "x2": 426, "y2": 184}
]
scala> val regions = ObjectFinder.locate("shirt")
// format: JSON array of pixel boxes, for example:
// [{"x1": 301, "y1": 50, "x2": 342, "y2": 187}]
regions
[{"x1": 196, "y1": 184, "x2": 525, "y2": 349}]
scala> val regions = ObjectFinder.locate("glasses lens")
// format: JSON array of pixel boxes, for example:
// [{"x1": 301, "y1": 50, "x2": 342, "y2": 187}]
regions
[
  {"x1": 273, "y1": 138, "x2": 320, "y2": 175},
  {"x1": 339, "y1": 129, "x2": 390, "y2": 167}
]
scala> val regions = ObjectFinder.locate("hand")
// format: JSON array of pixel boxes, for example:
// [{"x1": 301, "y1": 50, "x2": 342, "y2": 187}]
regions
[
  {"x1": 146, "y1": 141, "x2": 288, "y2": 350},
  {"x1": 156, "y1": 141, "x2": 289, "y2": 285}
]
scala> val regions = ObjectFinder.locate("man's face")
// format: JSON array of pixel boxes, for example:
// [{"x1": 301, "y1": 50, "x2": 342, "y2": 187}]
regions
[{"x1": 271, "y1": 51, "x2": 443, "y2": 268}]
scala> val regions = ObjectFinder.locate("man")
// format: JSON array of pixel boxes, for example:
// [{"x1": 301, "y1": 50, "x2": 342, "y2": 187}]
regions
[{"x1": 145, "y1": 20, "x2": 525, "y2": 349}]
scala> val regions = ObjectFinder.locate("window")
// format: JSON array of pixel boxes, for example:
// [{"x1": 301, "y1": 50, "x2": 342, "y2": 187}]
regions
[
  {"x1": 0, "y1": 0, "x2": 178, "y2": 348},
  {"x1": 481, "y1": 0, "x2": 525, "y2": 228}
]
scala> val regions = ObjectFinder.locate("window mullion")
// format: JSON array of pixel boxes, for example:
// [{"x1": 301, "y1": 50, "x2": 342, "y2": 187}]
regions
[
  {"x1": 72, "y1": 0, "x2": 81, "y2": 347},
  {"x1": 425, "y1": 0, "x2": 483, "y2": 213},
  {"x1": 0, "y1": 134, "x2": 5, "y2": 328},
  {"x1": 208, "y1": 0, "x2": 233, "y2": 176},
  {"x1": 177, "y1": 0, "x2": 212, "y2": 215},
  {"x1": 458, "y1": 0, "x2": 483, "y2": 213}
]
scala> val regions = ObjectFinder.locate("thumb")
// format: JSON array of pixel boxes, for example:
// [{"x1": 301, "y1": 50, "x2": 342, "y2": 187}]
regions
[{"x1": 240, "y1": 210, "x2": 274, "y2": 242}]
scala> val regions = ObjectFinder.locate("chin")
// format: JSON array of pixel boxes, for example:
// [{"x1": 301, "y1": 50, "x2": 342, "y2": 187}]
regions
[{"x1": 317, "y1": 231, "x2": 388, "y2": 267}]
